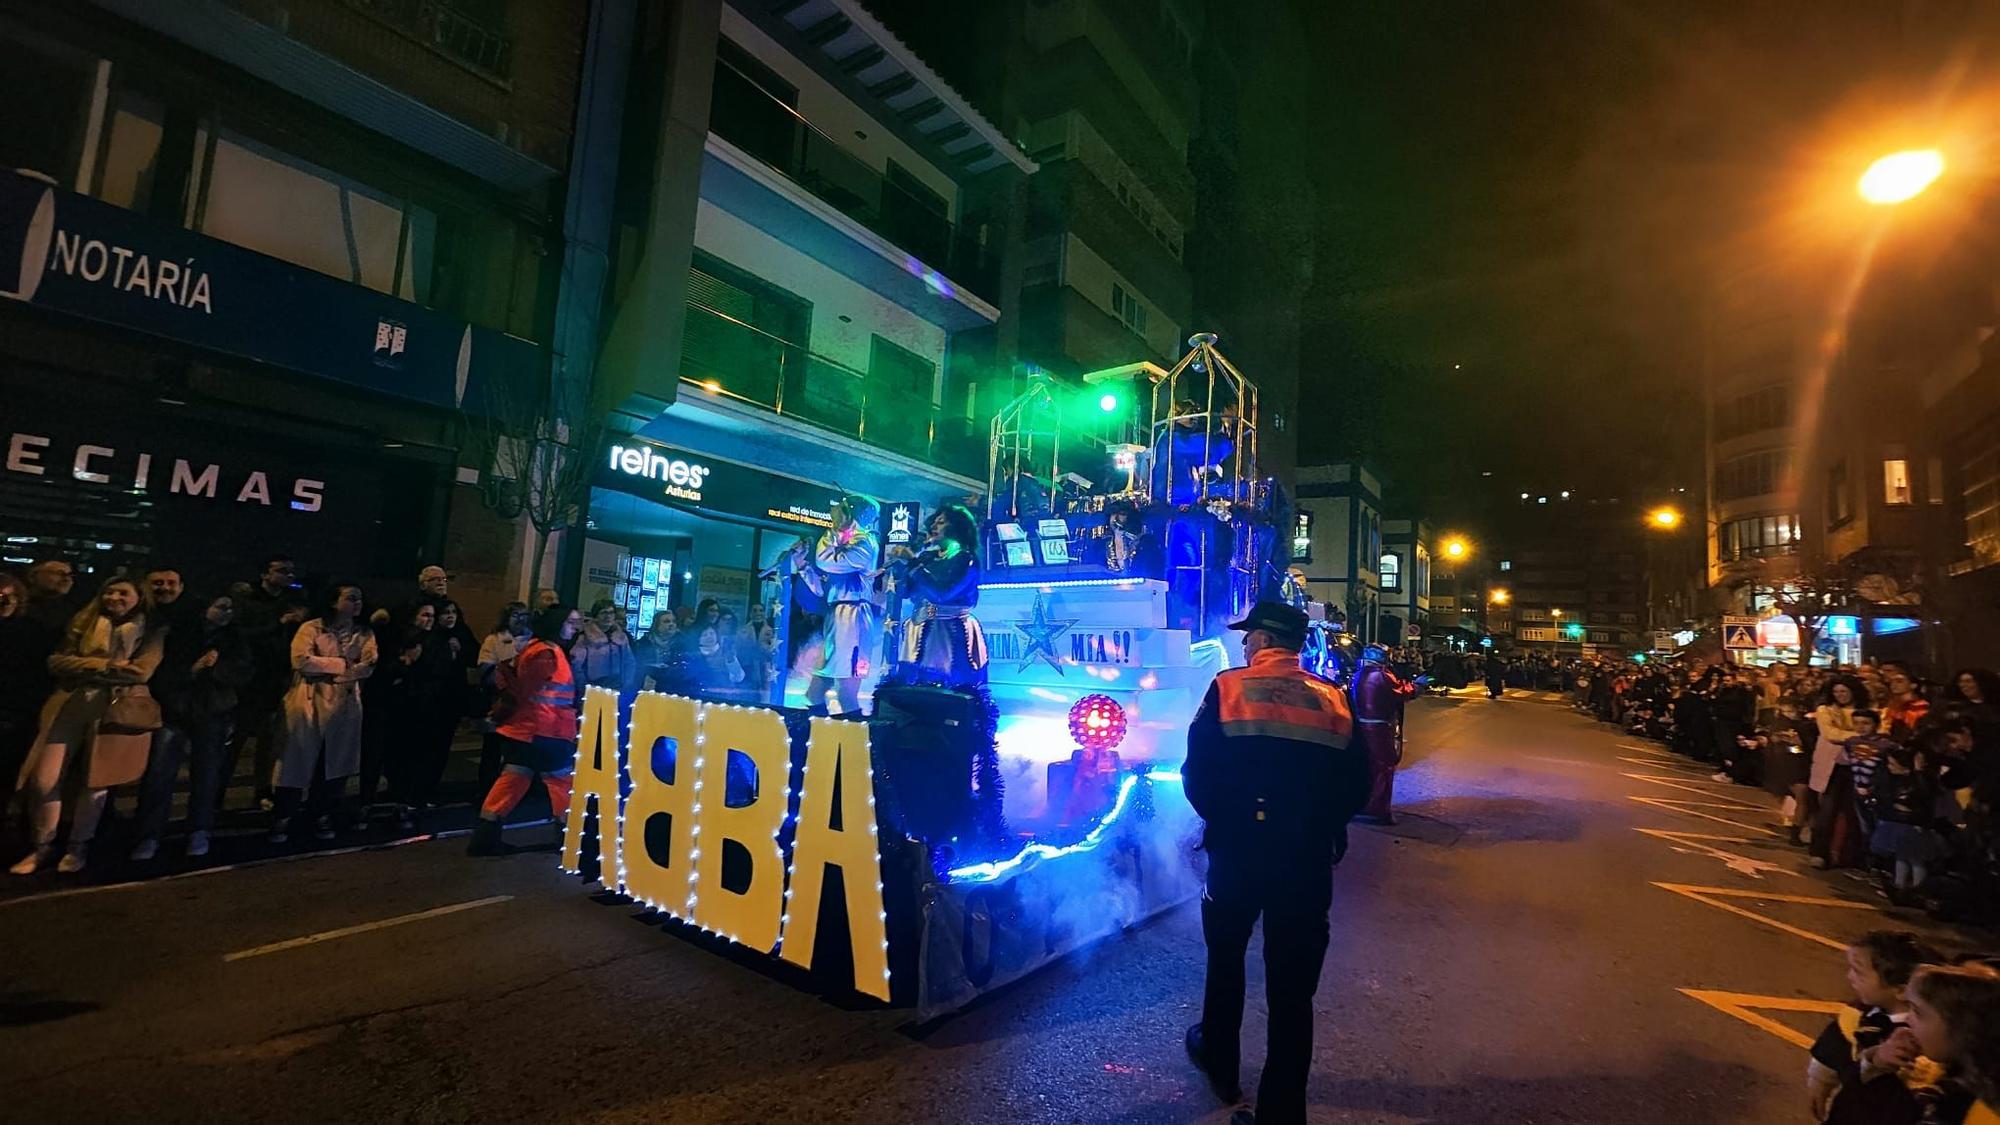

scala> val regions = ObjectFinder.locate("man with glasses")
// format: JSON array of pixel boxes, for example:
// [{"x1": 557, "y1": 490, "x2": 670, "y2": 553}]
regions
[
  {"x1": 229, "y1": 555, "x2": 307, "y2": 809},
  {"x1": 24, "y1": 560, "x2": 78, "y2": 631}
]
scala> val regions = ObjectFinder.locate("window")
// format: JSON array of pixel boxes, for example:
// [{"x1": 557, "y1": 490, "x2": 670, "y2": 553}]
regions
[
  {"x1": 1379, "y1": 552, "x2": 1401, "y2": 591},
  {"x1": 1110, "y1": 283, "x2": 1147, "y2": 335},
  {"x1": 1718, "y1": 513, "x2": 1803, "y2": 561},
  {"x1": 0, "y1": 26, "x2": 98, "y2": 189},
  {"x1": 1715, "y1": 384, "x2": 1790, "y2": 441},
  {"x1": 198, "y1": 129, "x2": 435, "y2": 304},
  {"x1": 1499, "y1": 560, "x2": 1512, "y2": 571},
  {"x1": 1883, "y1": 458, "x2": 1912, "y2": 505},
  {"x1": 1928, "y1": 457, "x2": 1945, "y2": 506},
  {"x1": 1290, "y1": 511, "x2": 1312, "y2": 563},
  {"x1": 1828, "y1": 460, "x2": 1852, "y2": 525},
  {"x1": 1714, "y1": 448, "x2": 1791, "y2": 502},
  {"x1": 1963, "y1": 436, "x2": 2000, "y2": 566}
]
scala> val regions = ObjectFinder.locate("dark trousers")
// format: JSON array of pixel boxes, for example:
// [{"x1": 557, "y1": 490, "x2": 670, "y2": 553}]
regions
[
  {"x1": 271, "y1": 748, "x2": 343, "y2": 828},
  {"x1": 1199, "y1": 856, "x2": 1333, "y2": 1125},
  {"x1": 391, "y1": 710, "x2": 457, "y2": 808},
  {"x1": 225, "y1": 704, "x2": 283, "y2": 804},
  {"x1": 135, "y1": 719, "x2": 234, "y2": 839}
]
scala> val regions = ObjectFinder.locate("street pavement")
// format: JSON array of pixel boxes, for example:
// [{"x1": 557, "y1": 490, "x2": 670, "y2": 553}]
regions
[{"x1": 1, "y1": 691, "x2": 1982, "y2": 1124}]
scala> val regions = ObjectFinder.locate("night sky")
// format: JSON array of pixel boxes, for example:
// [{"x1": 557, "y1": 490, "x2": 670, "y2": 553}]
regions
[{"x1": 1298, "y1": 1, "x2": 2000, "y2": 537}]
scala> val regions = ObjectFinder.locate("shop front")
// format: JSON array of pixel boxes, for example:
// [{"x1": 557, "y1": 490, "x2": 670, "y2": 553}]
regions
[
  {"x1": 585, "y1": 431, "x2": 971, "y2": 706},
  {"x1": 0, "y1": 166, "x2": 541, "y2": 602}
]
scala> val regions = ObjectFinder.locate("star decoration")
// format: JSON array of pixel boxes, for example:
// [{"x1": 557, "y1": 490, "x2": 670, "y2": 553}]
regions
[{"x1": 1013, "y1": 593, "x2": 1077, "y2": 675}]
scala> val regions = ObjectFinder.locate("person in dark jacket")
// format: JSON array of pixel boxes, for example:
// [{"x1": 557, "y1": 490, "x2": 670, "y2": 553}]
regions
[
  {"x1": 1182, "y1": 601, "x2": 1367, "y2": 1125},
  {"x1": 229, "y1": 555, "x2": 307, "y2": 809},
  {"x1": 22, "y1": 559, "x2": 79, "y2": 632},
  {"x1": 130, "y1": 591, "x2": 254, "y2": 859},
  {"x1": 388, "y1": 601, "x2": 459, "y2": 826}
]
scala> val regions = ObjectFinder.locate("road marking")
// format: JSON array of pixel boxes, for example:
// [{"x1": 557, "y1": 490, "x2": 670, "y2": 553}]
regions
[
  {"x1": 1629, "y1": 795, "x2": 1781, "y2": 836},
  {"x1": 0, "y1": 820, "x2": 556, "y2": 910},
  {"x1": 1615, "y1": 755, "x2": 1710, "y2": 774},
  {"x1": 1623, "y1": 773, "x2": 1769, "y2": 808},
  {"x1": 1652, "y1": 882, "x2": 1878, "y2": 951},
  {"x1": 1635, "y1": 828, "x2": 1796, "y2": 879},
  {"x1": 1678, "y1": 989, "x2": 1849, "y2": 1050},
  {"x1": 224, "y1": 895, "x2": 514, "y2": 961}
]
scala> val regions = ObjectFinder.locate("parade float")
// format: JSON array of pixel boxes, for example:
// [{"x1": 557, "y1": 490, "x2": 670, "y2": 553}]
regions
[{"x1": 560, "y1": 334, "x2": 1299, "y2": 1019}]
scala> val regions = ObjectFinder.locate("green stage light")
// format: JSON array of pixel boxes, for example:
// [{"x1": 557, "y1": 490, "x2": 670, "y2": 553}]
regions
[{"x1": 1098, "y1": 393, "x2": 1120, "y2": 413}]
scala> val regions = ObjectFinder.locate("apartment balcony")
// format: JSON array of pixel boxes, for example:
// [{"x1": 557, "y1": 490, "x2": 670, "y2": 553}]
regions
[
  {"x1": 678, "y1": 300, "x2": 985, "y2": 481},
  {"x1": 704, "y1": 59, "x2": 1001, "y2": 324}
]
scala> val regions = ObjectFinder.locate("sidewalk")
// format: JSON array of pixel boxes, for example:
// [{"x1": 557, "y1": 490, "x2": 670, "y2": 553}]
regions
[{"x1": 0, "y1": 729, "x2": 555, "y2": 902}]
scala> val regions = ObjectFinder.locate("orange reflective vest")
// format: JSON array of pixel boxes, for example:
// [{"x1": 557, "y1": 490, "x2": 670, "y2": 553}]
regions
[
  {"x1": 495, "y1": 640, "x2": 577, "y2": 744},
  {"x1": 1212, "y1": 647, "x2": 1354, "y2": 750}
]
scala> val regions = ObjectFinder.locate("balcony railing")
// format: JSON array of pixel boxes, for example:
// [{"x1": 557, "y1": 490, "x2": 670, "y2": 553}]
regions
[
  {"x1": 680, "y1": 301, "x2": 985, "y2": 480},
  {"x1": 343, "y1": 0, "x2": 515, "y2": 85},
  {"x1": 709, "y1": 60, "x2": 1000, "y2": 305}
]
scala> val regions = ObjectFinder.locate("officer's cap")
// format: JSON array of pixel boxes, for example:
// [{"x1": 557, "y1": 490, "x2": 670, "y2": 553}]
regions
[{"x1": 1227, "y1": 601, "x2": 1308, "y2": 648}]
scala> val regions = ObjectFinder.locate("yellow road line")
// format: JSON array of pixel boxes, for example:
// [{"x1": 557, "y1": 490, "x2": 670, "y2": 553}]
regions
[
  {"x1": 1635, "y1": 829, "x2": 1797, "y2": 879},
  {"x1": 1678, "y1": 989, "x2": 1849, "y2": 1050},
  {"x1": 1628, "y1": 795, "x2": 1782, "y2": 836},
  {"x1": 223, "y1": 895, "x2": 514, "y2": 961},
  {"x1": 1652, "y1": 882, "x2": 1878, "y2": 951},
  {"x1": 1622, "y1": 773, "x2": 1770, "y2": 809}
]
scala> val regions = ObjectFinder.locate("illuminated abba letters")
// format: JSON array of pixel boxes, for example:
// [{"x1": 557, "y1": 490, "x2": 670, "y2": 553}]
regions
[{"x1": 560, "y1": 689, "x2": 892, "y2": 1001}]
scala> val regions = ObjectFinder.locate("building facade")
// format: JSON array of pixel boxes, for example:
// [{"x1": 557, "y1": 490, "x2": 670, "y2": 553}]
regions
[
  {"x1": 574, "y1": 0, "x2": 1034, "y2": 700},
  {"x1": 1499, "y1": 502, "x2": 1648, "y2": 655},
  {"x1": 1292, "y1": 460, "x2": 1384, "y2": 644},
  {"x1": 0, "y1": 0, "x2": 579, "y2": 622},
  {"x1": 1377, "y1": 517, "x2": 1431, "y2": 644}
]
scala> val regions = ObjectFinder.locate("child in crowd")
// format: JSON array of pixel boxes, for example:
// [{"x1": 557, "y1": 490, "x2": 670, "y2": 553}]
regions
[
  {"x1": 1807, "y1": 929, "x2": 1944, "y2": 1123},
  {"x1": 1906, "y1": 963, "x2": 2000, "y2": 1125},
  {"x1": 1871, "y1": 743, "x2": 1941, "y2": 905},
  {"x1": 1843, "y1": 709, "x2": 1897, "y2": 806}
]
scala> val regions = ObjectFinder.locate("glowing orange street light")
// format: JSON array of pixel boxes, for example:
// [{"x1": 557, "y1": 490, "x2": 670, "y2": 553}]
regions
[
  {"x1": 1488, "y1": 588, "x2": 1510, "y2": 605},
  {"x1": 1441, "y1": 536, "x2": 1470, "y2": 561},
  {"x1": 1858, "y1": 149, "x2": 1944, "y2": 205},
  {"x1": 1647, "y1": 506, "x2": 1684, "y2": 530}
]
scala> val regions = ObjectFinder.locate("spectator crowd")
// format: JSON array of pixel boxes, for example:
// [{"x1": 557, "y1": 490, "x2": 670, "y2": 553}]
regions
[
  {"x1": 0, "y1": 556, "x2": 781, "y2": 877},
  {"x1": 1566, "y1": 654, "x2": 2000, "y2": 925}
]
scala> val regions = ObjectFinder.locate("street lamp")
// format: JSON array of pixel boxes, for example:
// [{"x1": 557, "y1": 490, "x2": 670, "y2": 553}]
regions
[
  {"x1": 1858, "y1": 149, "x2": 1944, "y2": 205},
  {"x1": 1441, "y1": 536, "x2": 1470, "y2": 561},
  {"x1": 1647, "y1": 505, "x2": 1684, "y2": 530},
  {"x1": 1488, "y1": 588, "x2": 1510, "y2": 605}
]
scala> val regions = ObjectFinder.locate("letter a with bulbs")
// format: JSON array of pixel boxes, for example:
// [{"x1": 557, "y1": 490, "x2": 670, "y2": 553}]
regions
[{"x1": 561, "y1": 687, "x2": 894, "y2": 1001}]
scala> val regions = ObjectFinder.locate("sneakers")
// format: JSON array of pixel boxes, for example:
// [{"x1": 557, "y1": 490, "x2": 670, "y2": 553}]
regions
[
  {"x1": 186, "y1": 831, "x2": 211, "y2": 858},
  {"x1": 129, "y1": 838, "x2": 159, "y2": 862},
  {"x1": 57, "y1": 846, "x2": 87, "y2": 874},
  {"x1": 268, "y1": 825, "x2": 290, "y2": 845},
  {"x1": 1185, "y1": 1023, "x2": 1243, "y2": 1105},
  {"x1": 1710, "y1": 771, "x2": 1732, "y2": 783},
  {"x1": 313, "y1": 816, "x2": 336, "y2": 841},
  {"x1": 8, "y1": 847, "x2": 53, "y2": 875},
  {"x1": 1809, "y1": 855, "x2": 1828, "y2": 869}
]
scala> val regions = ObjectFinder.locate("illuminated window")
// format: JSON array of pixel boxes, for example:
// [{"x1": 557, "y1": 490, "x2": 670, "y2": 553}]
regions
[
  {"x1": 1883, "y1": 459, "x2": 1911, "y2": 505},
  {"x1": 1499, "y1": 559, "x2": 1511, "y2": 571},
  {"x1": 1290, "y1": 511, "x2": 1312, "y2": 563},
  {"x1": 1828, "y1": 461, "x2": 1852, "y2": 525},
  {"x1": 1379, "y1": 552, "x2": 1401, "y2": 591}
]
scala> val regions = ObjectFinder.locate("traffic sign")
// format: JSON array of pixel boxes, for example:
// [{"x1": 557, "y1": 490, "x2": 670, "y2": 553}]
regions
[
  {"x1": 1723, "y1": 624, "x2": 1759, "y2": 649},
  {"x1": 1723, "y1": 615, "x2": 1759, "y2": 628}
]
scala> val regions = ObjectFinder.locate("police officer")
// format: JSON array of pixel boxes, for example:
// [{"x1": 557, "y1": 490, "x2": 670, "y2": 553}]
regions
[{"x1": 1183, "y1": 601, "x2": 1368, "y2": 1125}]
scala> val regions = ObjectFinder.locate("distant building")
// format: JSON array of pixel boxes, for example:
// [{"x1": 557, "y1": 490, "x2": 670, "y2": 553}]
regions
[
  {"x1": 1498, "y1": 500, "x2": 1649, "y2": 655},
  {"x1": 1292, "y1": 460, "x2": 1385, "y2": 644},
  {"x1": 1378, "y1": 518, "x2": 1432, "y2": 644}
]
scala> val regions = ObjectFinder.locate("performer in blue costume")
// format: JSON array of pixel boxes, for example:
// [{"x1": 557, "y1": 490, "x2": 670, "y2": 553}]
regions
[
  {"x1": 890, "y1": 505, "x2": 987, "y2": 687},
  {"x1": 784, "y1": 493, "x2": 881, "y2": 714}
]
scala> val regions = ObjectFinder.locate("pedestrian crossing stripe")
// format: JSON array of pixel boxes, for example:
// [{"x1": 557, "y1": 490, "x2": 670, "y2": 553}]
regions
[
  {"x1": 1724, "y1": 625, "x2": 1759, "y2": 649},
  {"x1": 1652, "y1": 882, "x2": 1881, "y2": 951},
  {"x1": 1678, "y1": 989, "x2": 1849, "y2": 1050}
]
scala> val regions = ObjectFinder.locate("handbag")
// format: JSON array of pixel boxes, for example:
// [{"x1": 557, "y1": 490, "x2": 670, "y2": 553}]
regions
[
  {"x1": 86, "y1": 729, "x2": 153, "y2": 789},
  {"x1": 101, "y1": 685, "x2": 163, "y2": 734}
]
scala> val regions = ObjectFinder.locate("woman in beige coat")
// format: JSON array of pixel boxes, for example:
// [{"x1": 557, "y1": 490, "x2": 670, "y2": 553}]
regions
[
  {"x1": 271, "y1": 582, "x2": 376, "y2": 844},
  {"x1": 10, "y1": 577, "x2": 164, "y2": 874}
]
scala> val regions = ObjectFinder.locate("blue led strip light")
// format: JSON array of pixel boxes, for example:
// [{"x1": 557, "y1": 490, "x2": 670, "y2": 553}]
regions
[
  {"x1": 978, "y1": 578, "x2": 1146, "y2": 591},
  {"x1": 946, "y1": 770, "x2": 1182, "y2": 883}
]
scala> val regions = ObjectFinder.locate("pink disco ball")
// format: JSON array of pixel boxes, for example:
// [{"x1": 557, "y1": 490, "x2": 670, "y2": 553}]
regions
[{"x1": 1068, "y1": 693, "x2": 1128, "y2": 752}]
